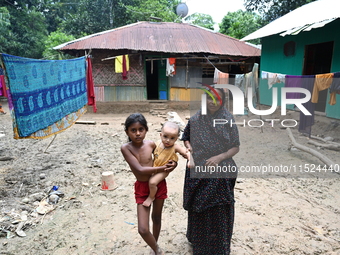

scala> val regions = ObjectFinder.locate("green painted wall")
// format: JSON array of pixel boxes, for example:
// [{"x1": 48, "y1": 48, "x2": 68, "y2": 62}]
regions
[{"x1": 259, "y1": 19, "x2": 340, "y2": 119}]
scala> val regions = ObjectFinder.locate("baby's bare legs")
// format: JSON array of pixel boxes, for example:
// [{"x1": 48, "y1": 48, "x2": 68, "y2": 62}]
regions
[{"x1": 143, "y1": 172, "x2": 168, "y2": 207}]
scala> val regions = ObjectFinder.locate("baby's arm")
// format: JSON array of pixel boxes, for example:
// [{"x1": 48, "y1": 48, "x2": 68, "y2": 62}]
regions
[{"x1": 174, "y1": 144, "x2": 195, "y2": 168}]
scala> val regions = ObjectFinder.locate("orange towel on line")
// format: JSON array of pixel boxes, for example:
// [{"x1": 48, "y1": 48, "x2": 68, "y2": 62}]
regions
[{"x1": 311, "y1": 73, "x2": 334, "y2": 104}]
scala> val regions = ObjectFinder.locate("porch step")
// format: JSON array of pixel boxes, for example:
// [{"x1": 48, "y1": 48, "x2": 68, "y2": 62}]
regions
[
  {"x1": 149, "y1": 102, "x2": 168, "y2": 110},
  {"x1": 149, "y1": 101, "x2": 168, "y2": 116}
]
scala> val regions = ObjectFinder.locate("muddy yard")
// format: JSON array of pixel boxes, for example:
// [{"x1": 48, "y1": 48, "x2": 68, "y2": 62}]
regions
[{"x1": 0, "y1": 101, "x2": 340, "y2": 255}]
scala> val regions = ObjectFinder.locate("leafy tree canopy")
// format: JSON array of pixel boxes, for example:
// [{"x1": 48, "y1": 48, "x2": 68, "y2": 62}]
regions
[
  {"x1": 43, "y1": 30, "x2": 76, "y2": 60},
  {"x1": 185, "y1": 13, "x2": 214, "y2": 30},
  {"x1": 125, "y1": 0, "x2": 181, "y2": 23},
  {"x1": 244, "y1": 0, "x2": 317, "y2": 22},
  {"x1": 59, "y1": 0, "x2": 136, "y2": 38},
  {"x1": 219, "y1": 10, "x2": 263, "y2": 44},
  {"x1": 0, "y1": 1, "x2": 48, "y2": 58},
  {"x1": 0, "y1": 6, "x2": 10, "y2": 26}
]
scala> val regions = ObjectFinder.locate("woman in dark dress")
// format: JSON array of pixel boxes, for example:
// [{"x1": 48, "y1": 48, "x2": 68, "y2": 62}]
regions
[{"x1": 181, "y1": 87, "x2": 240, "y2": 255}]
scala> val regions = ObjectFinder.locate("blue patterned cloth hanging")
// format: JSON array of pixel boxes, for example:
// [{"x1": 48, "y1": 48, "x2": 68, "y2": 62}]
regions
[{"x1": 1, "y1": 54, "x2": 87, "y2": 138}]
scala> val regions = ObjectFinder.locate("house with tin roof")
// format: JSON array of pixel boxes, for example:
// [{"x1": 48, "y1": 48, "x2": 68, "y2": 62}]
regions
[
  {"x1": 242, "y1": 0, "x2": 340, "y2": 120},
  {"x1": 55, "y1": 21, "x2": 260, "y2": 102}
]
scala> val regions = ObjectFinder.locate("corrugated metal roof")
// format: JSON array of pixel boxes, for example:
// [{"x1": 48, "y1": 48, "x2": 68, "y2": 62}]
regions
[
  {"x1": 55, "y1": 22, "x2": 260, "y2": 57},
  {"x1": 241, "y1": 0, "x2": 340, "y2": 41}
]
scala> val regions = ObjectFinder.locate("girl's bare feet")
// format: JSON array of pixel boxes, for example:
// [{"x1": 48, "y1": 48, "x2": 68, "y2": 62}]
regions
[
  {"x1": 150, "y1": 244, "x2": 164, "y2": 255},
  {"x1": 155, "y1": 245, "x2": 164, "y2": 255}
]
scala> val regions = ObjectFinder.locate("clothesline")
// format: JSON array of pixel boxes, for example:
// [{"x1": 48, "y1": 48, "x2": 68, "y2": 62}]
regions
[
  {"x1": 203, "y1": 54, "x2": 250, "y2": 76},
  {"x1": 261, "y1": 70, "x2": 340, "y2": 106}
]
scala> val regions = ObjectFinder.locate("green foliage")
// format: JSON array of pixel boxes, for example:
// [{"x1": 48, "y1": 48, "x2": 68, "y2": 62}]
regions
[
  {"x1": 60, "y1": 0, "x2": 136, "y2": 38},
  {"x1": 0, "y1": 7, "x2": 11, "y2": 55},
  {"x1": 43, "y1": 31, "x2": 76, "y2": 60},
  {"x1": 125, "y1": 0, "x2": 181, "y2": 22},
  {"x1": 43, "y1": 0, "x2": 78, "y2": 33},
  {"x1": 184, "y1": 13, "x2": 214, "y2": 30},
  {"x1": 219, "y1": 10, "x2": 263, "y2": 44},
  {"x1": 244, "y1": 0, "x2": 317, "y2": 22},
  {"x1": 0, "y1": 2, "x2": 48, "y2": 58},
  {"x1": 0, "y1": 7, "x2": 10, "y2": 26},
  {"x1": 2, "y1": 0, "x2": 299, "y2": 58}
]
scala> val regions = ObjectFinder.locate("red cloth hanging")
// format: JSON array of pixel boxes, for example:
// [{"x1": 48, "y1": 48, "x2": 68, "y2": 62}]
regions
[
  {"x1": 122, "y1": 55, "x2": 128, "y2": 80},
  {"x1": 169, "y1": 58, "x2": 176, "y2": 75},
  {"x1": 86, "y1": 57, "x2": 97, "y2": 113}
]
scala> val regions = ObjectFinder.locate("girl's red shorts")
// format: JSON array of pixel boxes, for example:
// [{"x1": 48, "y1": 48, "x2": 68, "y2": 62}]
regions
[{"x1": 134, "y1": 179, "x2": 167, "y2": 204}]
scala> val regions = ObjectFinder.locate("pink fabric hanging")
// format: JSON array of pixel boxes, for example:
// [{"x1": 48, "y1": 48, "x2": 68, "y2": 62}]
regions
[{"x1": 0, "y1": 75, "x2": 8, "y2": 98}]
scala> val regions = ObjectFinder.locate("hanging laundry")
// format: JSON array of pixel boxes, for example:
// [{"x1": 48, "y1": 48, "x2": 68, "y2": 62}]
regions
[
  {"x1": 329, "y1": 72, "x2": 340, "y2": 105},
  {"x1": 285, "y1": 75, "x2": 303, "y2": 99},
  {"x1": 169, "y1": 58, "x2": 176, "y2": 74},
  {"x1": 268, "y1": 73, "x2": 279, "y2": 88},
  {"x1": 218, "y1": 72, "x2": 229, "y2": 84},
  {"x1": 298, "y1": 75, "x2": 315, "y2": 137},
  {"x1": 244, "y1": 72, "x2": 253, "y2": 100},
  {"x1": 0, "y1": 76, "x2": 3, "y2": 97},
  {"x1": 262, "y1": 71, "x2": 285, "y2": 89},
  {"x1": 213, "y1": 68, "x2": 220, "y2": 83},
  {"x1": 115, "y1": 56, "x2": 123, "y2": 73},
  {"x1": 115, "y1": 55, "x2": 130, "y2": 79},
  {"x1": 250, "y1": 63, "x2": 259, "y2": 106},
  {"x1": 1, "y1": 53, "x2": 87, "y2": 139},
  {"x1": 0, "y1": 74, "x2": 6, "y2": 114},
  {"x1": 311, "y1": 73, "x2": 333, "y2": 103},
  {"x1": 166, "y1": 58, "x2": 176, "y2": 76},
  {"x1": 0, "y1": 75, "x2": 7, "y2": 97},
  {"x1": 86, "y1": 57, "x2": 97, "y2": 112},
  {"x1": 235, "y1": 74, "x2": 245, "y2": 94},
  {"x1": 213, "y1": 68, "x2": 229, "y2": 84},
  {"x1": 122, "y1": 55, "x2": 128, "y2": 80},
  {"x1": 277, "y1": 73, "x2": 286, "y2": 84}
]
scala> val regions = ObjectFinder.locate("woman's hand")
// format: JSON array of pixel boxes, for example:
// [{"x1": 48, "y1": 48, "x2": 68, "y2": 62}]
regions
[
  {"x1": 205, "y1": 155, "x2": 222, "y2": 167},
  {"x1": 204, "y1": 147, "x2": 240, "y2": 167},
  {"x1": 165, "y1": 160, "x2": 177, "y2": 172}
]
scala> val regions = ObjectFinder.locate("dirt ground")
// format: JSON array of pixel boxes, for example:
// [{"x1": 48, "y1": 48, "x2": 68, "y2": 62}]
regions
[{"x1": 0, "y1": 100, "x2": 340, "y2": 255}]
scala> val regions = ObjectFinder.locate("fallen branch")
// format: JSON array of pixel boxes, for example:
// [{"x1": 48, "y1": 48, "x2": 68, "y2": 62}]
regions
[
  {"x1": 310, "y1": 135, "x2": 340, "y2": 146},
  {"x1": 307, "y1": 140, "x2": 340, "y2": 151},
  {"x1": 286, "y1": 128, "x2": 335, "y2": 168},
  {"x1": 75, "y1": 120, "x2": 96, "y2": 125}
]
